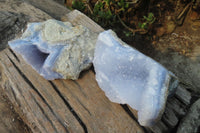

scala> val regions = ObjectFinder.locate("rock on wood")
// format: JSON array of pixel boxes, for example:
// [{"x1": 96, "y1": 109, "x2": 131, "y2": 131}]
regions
[
  {"x1": 0, "y1": 7, "x2": 145, "y2": 133},
  {"x1": 0, "y1": 0, "x2": 198, "y2": 132}
]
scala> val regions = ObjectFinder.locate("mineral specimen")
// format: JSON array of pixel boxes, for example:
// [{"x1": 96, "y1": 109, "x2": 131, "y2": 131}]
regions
[
  {"x1": 8, "y1": 19, "x2": 98, "y2": 80},
  {"x1": 93, "y1": 30, "x2": 178, "y2": 127}
]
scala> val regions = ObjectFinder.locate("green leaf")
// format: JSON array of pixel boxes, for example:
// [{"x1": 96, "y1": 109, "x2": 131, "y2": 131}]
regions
[
  {"x1": 72, "y1": 0, "x2": 85, "y2": 12},
  {"x1": 125, "y1": 3, "x2": 129, "y2": 8},
  {"x1": 118, "y1": 2, "x2": 121, "y2": 6}
]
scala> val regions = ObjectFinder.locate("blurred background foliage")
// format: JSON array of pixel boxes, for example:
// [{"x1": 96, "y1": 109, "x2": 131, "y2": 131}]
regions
[{"x1": 65, "y1": 0, "x2": 200, "y2": 41}]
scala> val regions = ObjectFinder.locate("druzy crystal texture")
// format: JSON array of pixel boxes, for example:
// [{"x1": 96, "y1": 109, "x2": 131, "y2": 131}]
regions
[
  {"x1": 93, "y1": 30, "x2": 178, "y2": 127},
  {"x1": 8, "y1": 19, "x2": 98, "y2": 80}
]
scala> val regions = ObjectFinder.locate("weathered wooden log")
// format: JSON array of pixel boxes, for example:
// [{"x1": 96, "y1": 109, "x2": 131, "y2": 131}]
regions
[
  {"x1": 22, "y1": 0, "x2": 70, "y2": 19},
  {"x1": 0, "y1": 11, "x2": 27, "y2": 50},
  {"x1": 0, "y1": 8, "x2": 145, "y2": 133},
  {"x1": 53, "y1": 0, "x2": 65, "y2": 5},
  {"x1": 0, "y1": 0, "x2": 199, "y2": 132}
]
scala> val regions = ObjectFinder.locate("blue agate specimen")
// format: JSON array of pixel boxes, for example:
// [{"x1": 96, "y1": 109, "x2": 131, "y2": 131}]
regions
[
  {"x1": 9, "y1": 19, "x2": 98, "y2": 80},
  {"x1": 93, "y1": 30, "x2": 178, "y2": 126}
]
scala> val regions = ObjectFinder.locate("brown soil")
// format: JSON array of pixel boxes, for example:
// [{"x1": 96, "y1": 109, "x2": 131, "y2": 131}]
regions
[
  {"x1": 128, "y1": 6, "x2": 200, "y2": 93},
  {"x1": 153, "y1": 9, "x2": 200, "y2": 57}
]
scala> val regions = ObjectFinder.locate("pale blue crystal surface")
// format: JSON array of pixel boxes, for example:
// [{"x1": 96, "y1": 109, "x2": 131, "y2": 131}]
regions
[{"x1": 93, "y1": 30, "x2": 178, "y2": 126}]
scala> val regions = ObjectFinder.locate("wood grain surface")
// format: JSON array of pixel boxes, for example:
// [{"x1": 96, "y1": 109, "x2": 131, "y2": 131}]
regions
[
  {"x1": 0, "y1": 1, "x2": 196, "y2": 131},
  {"x1": 0, "y1": 10, "x2": 145, "y2": 133}
]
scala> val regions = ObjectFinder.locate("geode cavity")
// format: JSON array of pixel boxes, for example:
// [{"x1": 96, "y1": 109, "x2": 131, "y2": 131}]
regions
[{"x1": 8, "y1": 19, "x2": 98, "y2": 80}]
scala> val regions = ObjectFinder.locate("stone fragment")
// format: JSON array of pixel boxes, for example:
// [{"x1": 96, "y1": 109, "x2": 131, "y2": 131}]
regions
[
  {"x1": 177, "y1": 98, "x2": 200, "y2": 133},
  {"x1": 9, "y1": 19, "x2": 98, "y2": 80},
  {"x1": 175, "y1": 85, "x2": 191, "y2": 105},
  {"x1": 167, "y1": 97, "x2": 186, "y2": 117},
  {"x1": 93, "y1": 30, "x2": 178, "y2": 127},
  {"x1": 162, "y1": 107, "x2": 179, "y2": 128},
  {"x1": 150, "y1": 121, "x2": 168, "y2": 133}
]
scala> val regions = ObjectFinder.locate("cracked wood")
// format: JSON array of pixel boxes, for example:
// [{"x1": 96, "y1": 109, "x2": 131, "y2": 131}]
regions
[{"x1": 0, "y1": 6, "x2": 145, "y2": 133}]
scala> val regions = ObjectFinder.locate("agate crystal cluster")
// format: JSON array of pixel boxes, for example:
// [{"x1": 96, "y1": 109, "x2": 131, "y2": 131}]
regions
[
  {"x1": 9, "y1": 19, "x2": 178, "y2": 127},
  {"x1": 93, "y1": 30, "x2": 178, "y2": 126},
  {"x1": 9, "y1": 19, "x2": 98, "y2": 80}
]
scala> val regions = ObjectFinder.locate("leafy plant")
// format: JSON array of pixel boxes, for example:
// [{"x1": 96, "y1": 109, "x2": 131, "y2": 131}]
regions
[
  {"x1": 72, "y1": 0, "x2": 86, "y2": 12},
  {"x1": 92, "y1": 1, "x2": 116, "y2": 27},
  {"x1": 69, "y1": 0, "x2": 155, "y2": 36},
  {"x1": 139, "y1": 12, "x2": 156, "y2": 29},
  {"x1": 123, "y1": 31, "x2": 133, "y2": 37}
]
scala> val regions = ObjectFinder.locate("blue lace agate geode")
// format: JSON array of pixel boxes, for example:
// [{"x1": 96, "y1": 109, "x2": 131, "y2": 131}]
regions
[{"x1": 9, "y1": 19, "x2": 98, "y2": 80}]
